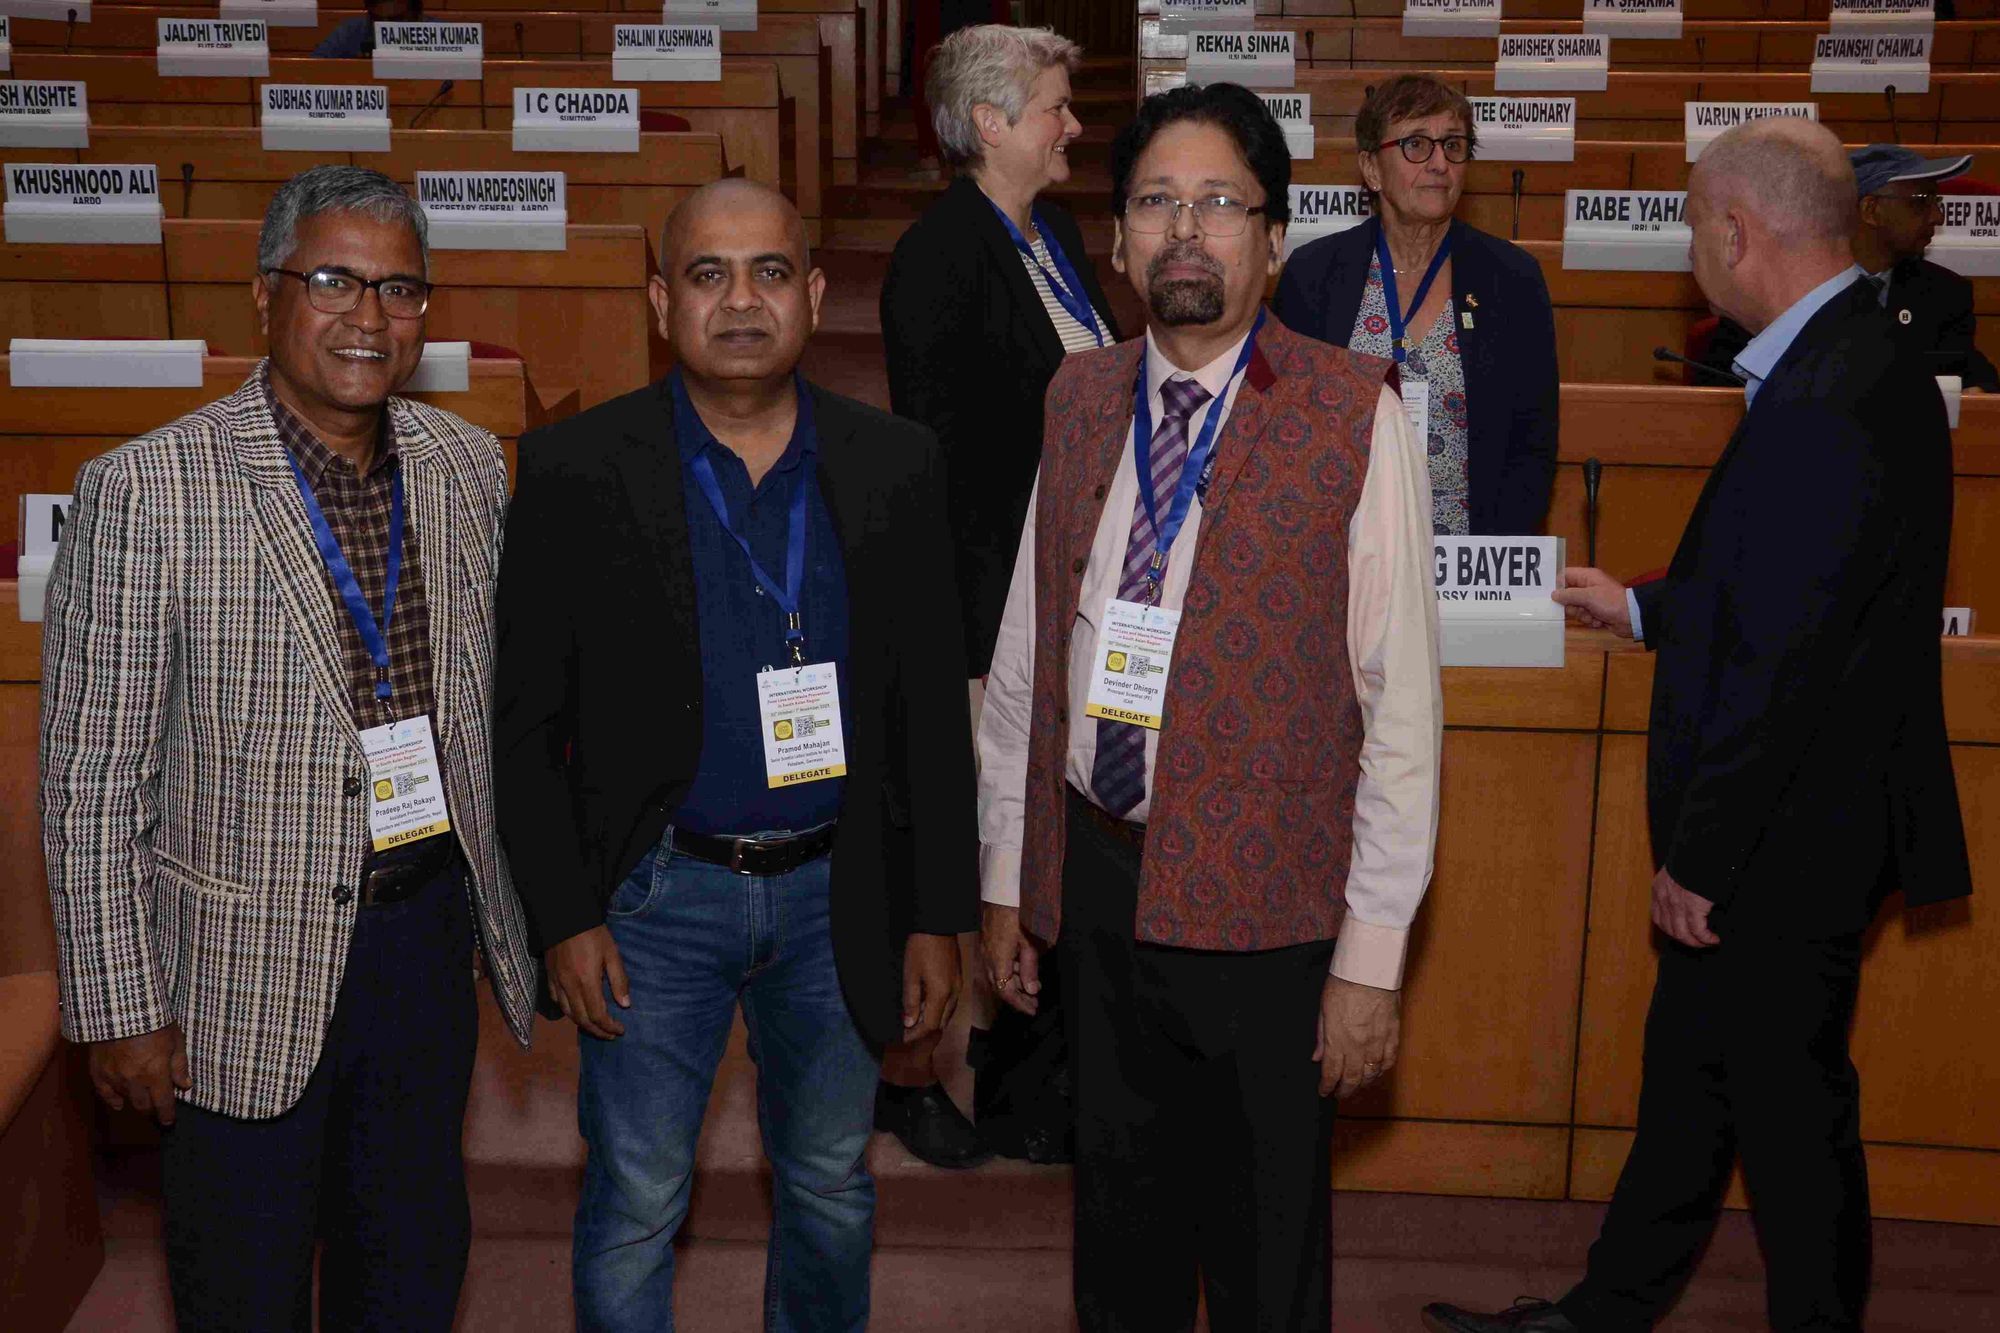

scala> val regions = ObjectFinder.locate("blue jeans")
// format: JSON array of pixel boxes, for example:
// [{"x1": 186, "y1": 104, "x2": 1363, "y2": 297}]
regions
[{"x1": 572, "y1": 838, "x2": 879, "y2": 1333}]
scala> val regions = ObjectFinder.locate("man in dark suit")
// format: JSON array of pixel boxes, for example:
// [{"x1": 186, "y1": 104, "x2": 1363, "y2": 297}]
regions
[
  {"x1": 1424, "y1": 117, "x2": 1972, "y2": 1333},
  {"x1": 493, "y1": 179, "x2": 976, "y2": 1332}
]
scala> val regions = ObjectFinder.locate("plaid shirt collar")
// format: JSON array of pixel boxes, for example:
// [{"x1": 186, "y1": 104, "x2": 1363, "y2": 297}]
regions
[{"x1": 262, "y1": 368, "x2": 400, "y2": 488}]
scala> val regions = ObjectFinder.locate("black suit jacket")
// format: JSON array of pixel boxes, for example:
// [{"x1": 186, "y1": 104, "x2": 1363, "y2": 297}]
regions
[
  {"x1": 1273, "y1": 216, "x2": 1560, "y2": 535},
  {"x1": 880, "y1": 175, "x2": 1122, "y2": 674},
  {"x1": 493, "y1": 379, "x2": 978, "y2": 1044},
  {"x1": 1633, "y1": 278, "x2": 1972, "y2": 935}
]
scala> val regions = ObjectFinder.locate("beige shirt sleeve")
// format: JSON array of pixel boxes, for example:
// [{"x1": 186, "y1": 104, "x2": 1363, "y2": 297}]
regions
[
  {"x1": 976, "y1": 481, "x2": 1039, "y2": 908},
  {"x1": 1331, "y1": 384, "x2": 1444, "y2": 990}
]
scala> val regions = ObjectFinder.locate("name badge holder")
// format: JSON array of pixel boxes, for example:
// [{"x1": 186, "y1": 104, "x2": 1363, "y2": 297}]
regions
[
  {"x1": 987, "y1": 198, "x2": 1104, "y2": 348},
  {"x1": 1376, "y1": 221, "x2": 1451, "y2": 445}
]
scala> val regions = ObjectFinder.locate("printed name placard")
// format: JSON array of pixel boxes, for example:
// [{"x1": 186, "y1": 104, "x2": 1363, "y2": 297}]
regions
[
  {"x1": 662, "y1": 0, "x2": 756, "y2": 31},
  {"x1": 156, "y1": 18, "x2": 269, "y2": 77},
  {"x1": 1468, "y1": 97, "x2": 1574, "y2": 161},
  {"x1": 0, "y1": 18, "x2": 12, "y2": 75},
  {"x1": 1683, "y1": 101, "x2": 1816, "y2": 162},
  {"x1": 417, "y1": 170, "x2": 565, "y2": 250},
  {"x1": 4, "y1": 160, "x2": 161, "y2": 243},
  {"x1": 16, "y1": 491, "x2": 70, "y2": 623},
  {"x1": 220, "y1": 0, "x2": 318, "y2": 28},
  {"x1": 1404, "y1": 0, "x2": 1502, "y2": 39},
  {"x1": 1185, "y1": 29, "x2": 1293, "y2": 88},
  {"x1": 1283, "y1": 183, "x2": 1371, "y2": 259},
  {"x1": 1158, "y1": 0, "x2": 1255, "y2": 33},
  {"x1": 0, "y1": 0, "x2": 91, "y2": 20},
  {"x1": 1583, "y1": 0, "x2": 1682, "y2": 39},
  {"x1": 1138, "y1": 18, "x2": 1187, "y2": 62},
  {"x1": 1562, "y1": 190, "x2": 1689, "y2": 271},
  {"x1": 0, "y1": 80, "x2": 86, "y2": 148},
  {"x1": 1929, "y1": 195, "x2": 2000, "y2": 278},
  {"x1": 1495, "y1": 33, "x2": 1608, "y2": 91},
  {"x1": 1942, "y1": 607, "x2": 1975, "y2": 636},
  {"x1": 1432, "y1": 535, "x2": 1565, "y2": 667},
  {"x1": 402, "y1": 340, "x2": 470, "y2": 392},
  {"x1": 9, "y1": 337, "x2": 207, "y2": 388},
  {"x1": 612, "y1": 25, "x2": 721, "y2": 81},
  {"x1": 513, "y1": 86, "x2": 640, "y2": 153},
  {"x1": 261, "y1": 83, "x2": 391, "y2": 151},
  {"x1": 1143, "y1": 67, "x2": 1189, "y2": 99},
  {"x1": 1258, "y1": 92, "x2": 1313, "y2": 160},
  {"x1": 1810, "y1": 32, "x2": 1929, "y2": 94},
  {"x1": 373, "y1": 21, "x2": 482, "y2": 80},
  {"x1": 1830, "y1": 0, "x2": 1933, "y2": 29}
]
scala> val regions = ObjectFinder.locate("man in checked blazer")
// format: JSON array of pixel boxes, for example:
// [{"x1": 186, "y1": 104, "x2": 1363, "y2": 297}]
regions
[{"x1": 39, "y1": 166, "x2": 538, "y2": 1332}]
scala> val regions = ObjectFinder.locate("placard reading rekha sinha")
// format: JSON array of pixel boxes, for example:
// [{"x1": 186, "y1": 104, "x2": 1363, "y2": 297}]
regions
[
  {"x1": 1562, "y1": 190, "x2": 1690, "y2": 271},
  {"x1": 1583, "y1": 0, "x2": 1682, "y2": 40},
  {"x1": 0, "y1": 80, "x2": 88, "y2": 149},
  {"x1": 1404, "y1": 0, "x2": 1502, "y2": 39},
  {"x1": 156, "y1": 18, "x2": 270, "y2": 78},
  {"x1": 1495, "y1": 33, "x2": 1609, "y2": 92},
  {"x1": 220, "y1": 0, "x2": 317, "y2": 27},
  {"x1": 661, "y1": 0, "x2": 757, "y2": 33},
  {"x1": 1683, "y1": 101, "x2": 1816, "y2": 163},
  {"x1": 373, "y1": 20, "x2": 483, "y2": 81},
  {"x1": 513, "y1": 86, "x2": 640, "y2": 153},
  {"x1": 1929, "y1": 195, "x2": 2000, "y2": 278},
  {"x1": 612, "y1": 25, "x2": 722, "y2": 82},
  {"x1": 4, "y1": 161, "x2": 161, "y2": 244},
  {"x1": 417, "y1": 170, "x2": 566, "y2": 251},
  {"x1": 1185, "y1": 29, "x2": 1294, "y2": 88},
  {"x1": 1258, "y1": 92, "x2": 1313, "y2": 160},
  {"x1": 1467, "y1": 97, "x2": 1575, "y2": 162},
  {"x1": 1432, "y1": 535, "x2": 1566, "y2": 668},
  {"x1": 1158, "y1": 0, "x2": 1254, "y2": 34},
  {"x1": 1284, "y1": 183, "x2": 1371, "y2": 259},
  {"x1": 1810, "y1": 32, "x2": 1930, "y2": 94},
  {"x1": 1830, "y1": 0, "x2": 1934, "y2": 29},
  {"x1": 260, "y1": 83, "x2": 391, "y2": 151}
]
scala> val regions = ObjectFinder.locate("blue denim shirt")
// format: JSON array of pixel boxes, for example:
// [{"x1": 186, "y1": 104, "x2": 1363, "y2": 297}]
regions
[{"x1": 669, "y1": 370, "x2": 849, "y2": 835}]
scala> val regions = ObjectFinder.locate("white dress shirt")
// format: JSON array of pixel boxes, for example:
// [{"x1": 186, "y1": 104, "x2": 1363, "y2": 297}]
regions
[{"x1": 976, "y1": 327, "x2": 1443, "y2": 989}]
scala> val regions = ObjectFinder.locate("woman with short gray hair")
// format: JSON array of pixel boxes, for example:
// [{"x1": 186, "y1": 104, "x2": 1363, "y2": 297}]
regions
[{"x1": 876, "y1": 21, "x2": 1117, "y2": 1171}]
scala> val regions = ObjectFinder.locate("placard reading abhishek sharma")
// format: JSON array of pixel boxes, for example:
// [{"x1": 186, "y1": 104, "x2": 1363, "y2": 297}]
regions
[
  {"x1": 4, "y1": 162, "x2": 162, "y2": 245},
  {"x1": 1494, "y1": 33, "x2": 1609, "y2": 92}
]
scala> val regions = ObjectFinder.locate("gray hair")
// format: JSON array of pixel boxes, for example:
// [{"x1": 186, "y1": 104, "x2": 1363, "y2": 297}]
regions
[
  {"x1": 257, "y1": 165, "x2": 429, "y2": 274},
  {"x1": 1691, "y1": 116, "x2": 1856, "y2": 249},
  {"x1": 926, "y1": 24, "x2": 1082, "y2": 170}
]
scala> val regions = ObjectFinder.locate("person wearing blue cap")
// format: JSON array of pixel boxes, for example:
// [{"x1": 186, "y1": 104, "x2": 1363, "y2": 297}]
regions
[{"x1": 1699, "y1": 144, "x2": 1997, "y2": 391}]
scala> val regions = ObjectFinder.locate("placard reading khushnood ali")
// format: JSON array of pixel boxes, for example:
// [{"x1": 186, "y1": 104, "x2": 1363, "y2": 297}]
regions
[
  {"x1": 1929, "y1": 195, "x2": 2000, "y2": 278},
  {"x1": 0, "y1": 81, "x2": 88, "y2": 149},
  {"x1": 1562, "y1": 189, "x2": 1690, "y2": 272},
  {"x1": 4, "y1": 161, "x2": 162, "y2": 244},
  {"x1": 1684, "y1": 101, "x2": 1815, "y2": 163},
  {"x1": 1185, "y1": 29, "x2": 1294, "y2": 88},
  {"x1": 1284, "y1": 183, "x2": 1371, "y2": 259},
  {"x1": 1583, "y1": 0, "x2": 1682, "y2": 40},
  {"x1": 1258, "y1": 92, "x2": 1313, "y2": 160},
  {"x1": 1468, "y1": 97, "x2": 1575, "y2": 162},
  {"x1": 1404, "y1": 0, "x2": 1502, "y2": 39},
  {"x1": 1811, "y1": 32, "x2": 1930, "y2": 95}
]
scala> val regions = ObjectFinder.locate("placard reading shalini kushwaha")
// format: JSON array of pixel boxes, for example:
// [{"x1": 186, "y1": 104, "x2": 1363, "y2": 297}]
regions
[
  {"x1": 4, "y1": 161, "x2": 161, "y2": 244},
  {"x1": 1158, "y1": 0, "x2": 1254, "y2": 34},
  {"x1": 513, "y1": 86, "x2": 640, "y2": 153},
  {"x1": 1404, "y1": 0, "x2": 1502, "y2": 39},
  {"x1": 1583, "y1": 0, "x2": 1682, "y2": 40},
  {"x1": 1562, "y1": 190, "x2": 1690, "y2": 271},
  {"x1": 1811, "y1": 32, "x2": 1930, "y2": 94},
  {"x1": 1284, "y1": 184, "x2": 1372, "y2": 259},
  {"x1": 0, "y1": 81, "x2": 88, "y2": 149},
  {"x1": 373, "y1": 21, "x2": 483, "y2": 80},
  {"x1": 1184, "y1": 29, "x2": 1293, "y2": 88},
  {"x1": 1258, "y1": 92, "x2": 1313, "y2": 160},
  {"x1": 661, "y1": 0, "x2": 756, "y2": 32},
  {"x1": 156, "y1": 18, "x2": 270, "y2": 78},
  {"x1": 612, "y1": 25, "x2": 722, "y2": 82},
  {"x1": 1467, "y1": 97, "x2": 1575, "y2": 162},
  {"x1": 417, "y1": 171, "x2": 566, "y2": 251},
  {"x1": 1495, "y1": 34, "x2": 1608, "y2": 92},
  {"x1": 1683, "y1": 101, "x2": 1816, "y2": 163},
  {"x1": 1929, "y1": 195, "x2": 2000, "y2": 278},
  {"x1": 261, "y1": 83, "x2": 391, "y2": 151}
]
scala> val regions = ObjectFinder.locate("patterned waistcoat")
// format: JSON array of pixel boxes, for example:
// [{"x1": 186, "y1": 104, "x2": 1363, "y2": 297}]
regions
[{"x1": 1019, "y1": 316, "x2": 1394, "y2": 952}]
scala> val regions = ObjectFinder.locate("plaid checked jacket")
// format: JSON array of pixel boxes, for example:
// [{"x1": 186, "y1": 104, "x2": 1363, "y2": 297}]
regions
[{"x1": 39, "y1": 367, "x2": 540, "y2": 1120}]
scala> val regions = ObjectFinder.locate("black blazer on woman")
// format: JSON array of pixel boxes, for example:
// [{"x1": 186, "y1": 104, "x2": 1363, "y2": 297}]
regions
[
  {"x1": 1273, "y1": 216, "x2": 1559, "y2": 535},
  {"x1": 881, "y1": 174, "x2": 1122, "y2": 674}
]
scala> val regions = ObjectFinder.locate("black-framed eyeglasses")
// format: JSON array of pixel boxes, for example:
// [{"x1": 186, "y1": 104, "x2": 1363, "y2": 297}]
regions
[
  {"x1": 1381, "y1": 133, "x2": 1474, "y2": 165},
  {"x1": 1122, "y1": 194, "x2": 1269, "y2": 236},
  {"x1": 265, "y1": 266, "x2": 433, "y2": 320}
]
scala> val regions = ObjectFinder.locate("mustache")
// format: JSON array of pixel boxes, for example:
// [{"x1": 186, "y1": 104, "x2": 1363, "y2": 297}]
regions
[{"x1": 1146, "y1": 242, "x2": 1224, "y2": 283}]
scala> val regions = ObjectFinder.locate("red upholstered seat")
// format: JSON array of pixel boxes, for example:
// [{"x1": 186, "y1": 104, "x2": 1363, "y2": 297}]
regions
[{"x1": 638, "y1": 110, "x2": 691, "y2": 133}]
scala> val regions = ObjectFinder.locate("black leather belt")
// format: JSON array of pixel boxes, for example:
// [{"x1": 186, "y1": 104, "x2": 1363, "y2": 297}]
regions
[
  {"x1": 671, "y1": 823, "x2": 836, "y2": 877},
  {"x1": 356, "y1": 835, "x2": 460, "y2": 906},
  {"x1": 1068, "y1": 783, "x2": 1146, "y2": 851}
]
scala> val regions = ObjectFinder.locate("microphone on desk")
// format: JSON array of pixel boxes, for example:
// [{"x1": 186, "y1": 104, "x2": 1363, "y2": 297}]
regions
[
  {"x1": 1583, "y1": 458, "x2": 1602, "y2": 567},
  {"x1": 411, "y1": 80, "x2": 456, "y2": 130},
  {"x1": 64, "y1": 9, "x2": 78, "y2": 52},
  {"x1": 1884, "y1": 86, "x2": 1901, "y2": 143},
  {"x1": 1653, "y1": 345, "x2": 1747, "y2": 385},
  {"x1": 180, "y1": 163, "x2": 195, "y2": 219},
  {"x1": 1510, "y1": 169, "x2": 1525, "y2": 241}
]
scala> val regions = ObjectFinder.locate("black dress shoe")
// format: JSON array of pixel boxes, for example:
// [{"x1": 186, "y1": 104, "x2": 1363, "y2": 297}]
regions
[
  {"x1": 874, "y1": 1081, "x2": 991, "y2": 1169},
  {"x1": 1421, "y1": 1297, "x2": 1581, "y2": 1333}
]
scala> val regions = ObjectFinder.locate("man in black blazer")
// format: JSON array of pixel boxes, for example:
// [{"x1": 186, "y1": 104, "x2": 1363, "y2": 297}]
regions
[
  {"x1": 1424, "y1": 118, "x2": 1971, "y2": 1333},
  {"x1": 494, "y1": 179, "x2": 976, "y2": 1331}
]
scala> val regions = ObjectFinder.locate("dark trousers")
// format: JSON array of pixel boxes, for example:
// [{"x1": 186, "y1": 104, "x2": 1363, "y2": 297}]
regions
[
  {"x1": 1060, "y1": 787, "x2": 1337, "y2": 1333},
  {"x1": 161, "y1": 863, "x2": 478, "y2": 1333},
  {"x1": 1560, "y1": 929, "x2": 1869, "y2": 1333}
]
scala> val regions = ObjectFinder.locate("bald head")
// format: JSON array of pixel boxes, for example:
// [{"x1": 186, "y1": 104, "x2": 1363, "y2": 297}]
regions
[
  {"x1": 659, "y1": 178, "x2": 810, "y2": 275},
  {"x1": 1691, "y1": 117, "x2": 1856, "y2": 251}
]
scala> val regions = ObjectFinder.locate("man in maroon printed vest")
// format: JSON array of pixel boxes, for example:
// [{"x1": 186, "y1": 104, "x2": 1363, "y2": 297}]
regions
[{"x1": 976, "y1": 83, "x2": 1444, "y2": 1332}]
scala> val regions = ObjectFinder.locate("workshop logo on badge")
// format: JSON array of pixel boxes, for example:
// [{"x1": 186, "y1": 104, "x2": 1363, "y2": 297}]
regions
[
  {"x1": 1106, "y1": 650, "x2": 1128, "y2": 673},
  {"x1": 373, "y1": 778, "x2": 395, "y2": 801},
  {"x1": 773, "y1": 719, "x2": 795, "y2": 741}
]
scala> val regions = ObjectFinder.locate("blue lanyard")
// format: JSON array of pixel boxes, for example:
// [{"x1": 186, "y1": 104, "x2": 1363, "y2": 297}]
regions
[
  {"x1": 1129, "y1": 309, "x2": 1263, "y2": 596},
  {"x1": 286, "y1": 448, "x2": 404, "y2": 705},
  {"x1": 988, "y1": 199, "x2": 1106, "y2": 348},
  {"x1": 1374, "y1": 221, "x2": 1453, "y2": 365},
  {"x1": 680, "y1": 373, "x2": 817, "y2": 667}
]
